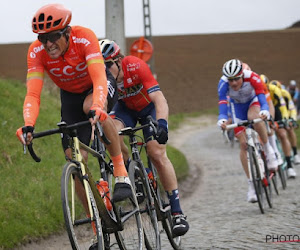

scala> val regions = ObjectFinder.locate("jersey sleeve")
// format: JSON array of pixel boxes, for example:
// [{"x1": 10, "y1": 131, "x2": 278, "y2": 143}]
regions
[
  {"x1": 23, "y1": 42, "x2": 45, "y2": 126},
  {"x1": 78, "y1": 27, "x2": 108, "y2": 109},
  {"x1": 132, "y1": 56, "x2": 160, "y2": 94},
  {"x1": 218, "y1": 76, "x2": 229, "y2": 120}
]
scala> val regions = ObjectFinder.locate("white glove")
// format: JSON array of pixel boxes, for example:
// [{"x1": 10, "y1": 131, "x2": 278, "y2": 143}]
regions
[
  {"x1": 217, "y1": 119, "x2": 227, "y2": 127},
  {"x1": 259, "y1": 110, "x2": 270, "y2": 119}
]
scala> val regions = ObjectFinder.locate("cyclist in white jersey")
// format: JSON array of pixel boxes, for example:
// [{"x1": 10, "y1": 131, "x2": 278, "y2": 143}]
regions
[{"x1": 217, "y1": 59, "x2": 278, "y2": 203}]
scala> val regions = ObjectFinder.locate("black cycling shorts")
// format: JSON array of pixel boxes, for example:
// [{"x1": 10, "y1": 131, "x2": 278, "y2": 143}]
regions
[{"x1": 60, "y1": 67, "x2": 118, "y2": 151}]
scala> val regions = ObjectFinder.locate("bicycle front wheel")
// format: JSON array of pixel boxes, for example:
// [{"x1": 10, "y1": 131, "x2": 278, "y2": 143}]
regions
[
  {"x1": 248, "y1": 146, "x2": 265, "y2": 214},
  {"x1": 61, "y1": 162, "x2": 104, "y2": 250},
  {"x1": 128, "y1": 161, "x2": 160, "y2": 249}
]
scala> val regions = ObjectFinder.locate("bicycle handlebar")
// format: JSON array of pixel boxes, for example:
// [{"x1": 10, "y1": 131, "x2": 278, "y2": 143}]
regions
[
  {"x1": 118, "y1": 115, "x2": 158, "y2": 136},
  {"x1": 226, "y1": 118, "x2": 263, "y2": 130},
  {"x1": 26, "y1": 121, "x2": 110, "y2": 162}
]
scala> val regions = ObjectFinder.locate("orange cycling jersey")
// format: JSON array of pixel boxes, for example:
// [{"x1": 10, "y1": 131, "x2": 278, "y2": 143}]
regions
[
  {"x1": 118, "y1": 56, "x2": 160, "y2": 111},
  {"x1": 24, "y1": 26, "x2": 107, "y2": 126}
]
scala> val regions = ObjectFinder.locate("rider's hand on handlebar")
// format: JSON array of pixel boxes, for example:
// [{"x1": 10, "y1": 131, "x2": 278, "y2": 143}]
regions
[
  {"x1": 259, "y1": 110, "x2": 270, "y2": 120},
  {"x1": 217, "y1": 119, "x2": 228, "y2": 130},
  {"x1": 89, "y1": 106, "x2": 108, "y2": 125},
  {"x1": 155, "y1": 119, "x2": 168, "y2": 144},
  {"x1": 16, "y1": 126, "x2": 34, "y2": 145}
]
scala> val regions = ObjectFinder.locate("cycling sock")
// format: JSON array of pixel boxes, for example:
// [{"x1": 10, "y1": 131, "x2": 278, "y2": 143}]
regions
[
  {"x1": 166, "y1": 189, "x2": 182, "y2": 214},
  {"x1": 286, "y1": 156, "x2": 292, "y2": 168},
  {"x1": 263, "y1": 142, "x2": 274, "y2": 155},
  {"x1": 268, "y1": 135, "x2": 279, "y2": 154},
  {"x1": 112, "y1": 154, "x2": 128, "y2": 177},
  {"x1": 292, "y1": 146, "x2": 298, "y2": 156}
]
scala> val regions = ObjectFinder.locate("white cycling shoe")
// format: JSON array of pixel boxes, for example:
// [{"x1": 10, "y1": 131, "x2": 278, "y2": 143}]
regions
[
  {"x1": 247, "y1": 181, "x2": 257, "y2": 203},
  {"x1": 287, "y1": 168, "x2": 297, "y2": 178},
  {"x1": 266, "y1": 152, "x2": 278, "y2": 171},
  {"x1": 293, "y1": 154, "x2": 300, "y2": 165},
  {"x1": 276, "y1": 153, "x2": 284, "y2": 166}
]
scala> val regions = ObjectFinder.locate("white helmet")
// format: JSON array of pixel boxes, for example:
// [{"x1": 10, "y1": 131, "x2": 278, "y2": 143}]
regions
[
  {"x1": 290, "y1": 80, "x2": 297, "y2": 86},
  {"x1": 99, "y1": 39, "x2": 120, "y2": 61},
  {"x1": 222, "y1": 59, "x2": 243, "y2": 78}
]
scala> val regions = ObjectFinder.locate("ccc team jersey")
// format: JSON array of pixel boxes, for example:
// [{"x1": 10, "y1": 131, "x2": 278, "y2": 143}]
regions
[
  {"x1": 24, "y1": 26, "x2": 107, "y2": 126},
  {"x1": 117, "y1": 56, "x2": 160, "y2": 111}
]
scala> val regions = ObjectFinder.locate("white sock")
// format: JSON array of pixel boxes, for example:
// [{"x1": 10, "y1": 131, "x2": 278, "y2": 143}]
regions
[{"x1": 268, "y1": 134, "x2": 280, "y2": 155}]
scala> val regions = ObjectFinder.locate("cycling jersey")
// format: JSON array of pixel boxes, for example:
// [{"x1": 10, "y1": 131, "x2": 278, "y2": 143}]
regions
[
  {"x1": 218, "y1": 69, "x2": 269, "y2": 121},
  {"x1": 267, "y1": 84, "x2": 289, "y2": 120},
  {"x1": 117, "y1": 56, "x2": 160, "y2": 111},
  {"x1": 24, "y1": 26, "x2": 107, "y2": 126},
  {"x1": 281, "y1": 88, "x2": 297, "y2": 120}
]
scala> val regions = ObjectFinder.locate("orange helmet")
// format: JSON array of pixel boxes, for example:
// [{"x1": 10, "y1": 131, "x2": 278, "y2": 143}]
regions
[{"x1": 32, "y1": 4, "x2": 72, "y2": 34}]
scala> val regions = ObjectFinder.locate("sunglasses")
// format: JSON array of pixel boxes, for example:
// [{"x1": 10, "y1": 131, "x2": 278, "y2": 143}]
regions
[
  {"x1": 38, "y1": 27, "x2": 67, "y2": 44},
  {"x1": 228, "y1": 75, "x2": 243, "y2": 81}
]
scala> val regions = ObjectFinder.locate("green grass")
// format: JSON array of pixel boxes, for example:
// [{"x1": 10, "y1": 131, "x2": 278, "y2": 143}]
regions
[{"x1": 0, "y1": 78, "x2": 189, "y2": 248}]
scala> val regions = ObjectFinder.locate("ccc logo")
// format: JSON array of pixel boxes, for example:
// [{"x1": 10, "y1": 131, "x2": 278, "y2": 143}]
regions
[{"x1": 49, "y1": 62, "x2": 87, "y2": 77}]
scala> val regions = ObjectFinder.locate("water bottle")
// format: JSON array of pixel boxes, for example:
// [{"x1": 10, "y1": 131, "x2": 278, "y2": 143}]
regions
[{"x1": 96, "y1": 178, "x2": 112, "y2": 211}]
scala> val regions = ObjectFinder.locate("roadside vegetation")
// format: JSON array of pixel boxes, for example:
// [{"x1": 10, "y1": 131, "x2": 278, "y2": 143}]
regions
[{"x1": 0, "y1": 78, "x2": 189, "y2": 248}]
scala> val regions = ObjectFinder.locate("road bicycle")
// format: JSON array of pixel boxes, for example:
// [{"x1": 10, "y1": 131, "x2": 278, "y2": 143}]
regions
[
  {"x1": 119, "y1": 116, "x2": 182, "y2": 250},
  {"x1": 226, "y1": 118, "x2": 273, "y2": 214},
  {"x1": 23, "y1": 121, "x2": 143, "y2": 250}
]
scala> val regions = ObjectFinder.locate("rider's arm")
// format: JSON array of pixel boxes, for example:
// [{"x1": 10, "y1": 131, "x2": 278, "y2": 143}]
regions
[
  {"x1": 149, "y1": 91, "x2": 169, "y2": 121},
  {"x1": 275, "y1": 88, "x2": 289, "y2": 120},
  {"x1": 23, "y1": 42, "x2": 45, "y2": 127},
  {"x1": 81, "y1": 27, "x2": 108, "y2": 115},
  {"x1": 218, "y1": 77, "x2": 229, "y2": 120}
]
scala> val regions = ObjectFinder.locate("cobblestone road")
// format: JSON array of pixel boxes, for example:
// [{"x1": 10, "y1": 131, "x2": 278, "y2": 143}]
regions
[
  {"x1": 167, "y1": 116, "x2": 300, "y2": 250},
  {"x1": 17, "y1": 116, "x2": 300, "y2": 249}
]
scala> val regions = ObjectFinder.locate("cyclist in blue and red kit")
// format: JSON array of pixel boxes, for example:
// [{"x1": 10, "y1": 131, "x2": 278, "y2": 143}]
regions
[
  {"x1": 99, "y1": 39, "x2": 189, "y2": 237},
  {"x1": 217, "y1": 59, "x2": 278, "y2": 203}
]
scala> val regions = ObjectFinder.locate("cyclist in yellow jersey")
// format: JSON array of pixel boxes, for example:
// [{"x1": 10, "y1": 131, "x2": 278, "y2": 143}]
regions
[
  {"x1": 260, "y1": 74, "x2": 284, "y2": 165},
  {"x1": 271, "y1": 81, "x2": 300, "y2": 172},
  {"x1": 268, "y1": 80, "x2": 297, "y2": 178}
]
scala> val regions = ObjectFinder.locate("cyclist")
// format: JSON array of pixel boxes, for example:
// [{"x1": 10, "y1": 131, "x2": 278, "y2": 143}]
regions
[
  {"x1": 99, "y1": 39, "x2": 189, "y2": 237},
  {"x1": 15, "y1": 4, "x2": 132, "y2": 205},
  {"x1": 218, "y1": 59, "x2": 278, "y2": 203},
  {"x1": 287, "y1": 80, "x2": 299, "y2": 113},
  {"x1": 269, "y1": 80, "x2": 298, "y2": 177}
]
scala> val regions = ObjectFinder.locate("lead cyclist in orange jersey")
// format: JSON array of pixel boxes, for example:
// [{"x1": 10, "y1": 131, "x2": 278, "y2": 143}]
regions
[{"x1": 16, "y1": 4, "x2": 132, "y2": 202}]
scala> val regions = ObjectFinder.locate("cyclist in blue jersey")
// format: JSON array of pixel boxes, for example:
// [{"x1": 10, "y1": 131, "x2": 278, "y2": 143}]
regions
[{"x1": 217, "y1": 59, "x2": 278, "y2": 203}]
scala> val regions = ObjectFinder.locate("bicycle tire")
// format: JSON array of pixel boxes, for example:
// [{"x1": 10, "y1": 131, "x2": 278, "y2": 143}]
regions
[
  {"x1": 61, "y1": 162, "x2": 104, "y2": 250},
  {"x1": 248, "y1": 146, "x2": 265, "y2": 214},
  {"x1": 261, "y1": 153, "x2": 272, "y2": 208},
  {"x1": 128, "y1": 161, "x2": 160, "y2": 249},
  {"x1": 147, "y1": 159, "x2": 181, "y2": 250},
  {"x1": 278, "y1": 164, "x2": 287, "y2": 189},
  {"x1": 271, "y1": 171, "x2": 279, "y2": 196}
]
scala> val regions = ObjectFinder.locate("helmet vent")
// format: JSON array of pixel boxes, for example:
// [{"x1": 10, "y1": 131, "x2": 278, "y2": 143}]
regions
[{"x1": 53, "y1": 19, "x2": 62, "y2": 27}]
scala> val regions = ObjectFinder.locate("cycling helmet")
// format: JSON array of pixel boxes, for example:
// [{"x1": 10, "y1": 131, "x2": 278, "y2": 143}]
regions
[
  {"x1": 222, "y1": 59, "x2": 243, "y2": 78},
  {"x1": 290, "y1": 80, "x2": 297, "y2": 86},
  {"x1": 99, "y1": 39, "x2": 120, "y2": 62},
  {"x1": 32, "y1": 4, "x2": 72, "y2": 34},
  {"x1": 260, "y1": 74, "x2": 269, "y2": 84},
  {"x1": 270, "y1": 80, "x2": 282, "y2": 89}
]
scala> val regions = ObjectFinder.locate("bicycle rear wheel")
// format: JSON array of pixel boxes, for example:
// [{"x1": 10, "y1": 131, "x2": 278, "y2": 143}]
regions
[
  {"x1": 61, "y1": 162, "x2": 104, "y2": 250},
  {"x1": 248, "y1": 146, "x2": 265, "y2": 214},
  {"x1": 155, "y1": 184, "x2": 181, "y2": 250},
  {"x1": 114, "y1": 185, "x2": 144, "y2": 250},
  {"x1": 128, "y1": 161, "x2": 160, "y2": 249},
  {"x1": 278, "y1": 163, "x2": 287, "y2": 189}
]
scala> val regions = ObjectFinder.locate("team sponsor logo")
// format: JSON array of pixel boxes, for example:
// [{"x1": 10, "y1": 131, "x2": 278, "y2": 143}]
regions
[
  {"x1": 60, "y1": 72, "x2": 88, "y2": 82},
  {"x1": 118, "y1": 83, "x2": 143, "y2": 99},
  {"x1": 72, "y1": 36, "x2": 91, "y2": 47},
  {"x1": 86, "y1": 52, "x2": 101, "y2": 61},
  {"x1": 126, "y1": 62, "x2": 140, "y2": 71},
  {"x1": 49, "y1": 62, "x2": 87, "y2": 77},
  {"x1": 47, "y1": 60, "x2": 60, "y2": 64},
  {"x1": 30, "y1": 44, "x2": 45, "y2": 58}
]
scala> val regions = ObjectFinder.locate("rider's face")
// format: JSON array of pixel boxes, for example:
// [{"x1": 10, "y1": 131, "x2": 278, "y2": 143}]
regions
[
  {"x1": 108, "y1": 59, "x2": 124, "y2": 83},
  {"x1": 228, "y1": 76, "x2": 243, "y2": 91},
  {"x1": 39, "y1": 28, "x2": 69, "y2": 59}
]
